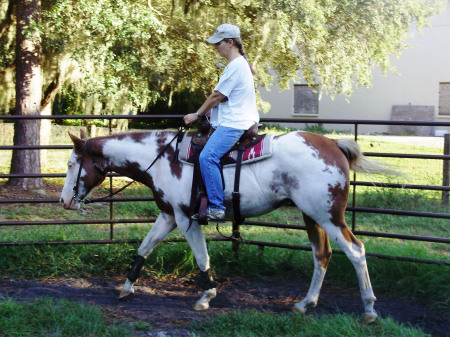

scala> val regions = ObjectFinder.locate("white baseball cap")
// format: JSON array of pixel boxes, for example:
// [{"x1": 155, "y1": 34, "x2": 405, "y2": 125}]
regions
[{"x1": 206, "y1": 23, "x2": 241, "y2": 44}]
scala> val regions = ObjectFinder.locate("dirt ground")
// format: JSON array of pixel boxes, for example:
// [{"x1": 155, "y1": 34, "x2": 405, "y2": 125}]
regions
[{"x1": 0, "y1": 274, "x2": 448, "y2": 337}]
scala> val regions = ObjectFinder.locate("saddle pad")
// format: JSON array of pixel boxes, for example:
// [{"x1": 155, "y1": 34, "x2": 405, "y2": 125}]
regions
[{"x1": 178, "y1": 132, "x2": 274, "y2": 167}]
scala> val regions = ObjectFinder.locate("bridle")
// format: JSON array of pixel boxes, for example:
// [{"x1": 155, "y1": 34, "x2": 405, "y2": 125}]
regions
[
  {"x1": 72, "y1": 139, "x2": 109, "y2": 204},
  {"x1": 72, "y1": 127, "x2": 185, "y2": 205}
]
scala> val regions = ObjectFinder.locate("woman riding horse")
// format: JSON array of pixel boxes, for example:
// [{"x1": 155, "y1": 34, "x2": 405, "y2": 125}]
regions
[{"x1": 184, "y1": 23, "x2": 259, "y2": 222}]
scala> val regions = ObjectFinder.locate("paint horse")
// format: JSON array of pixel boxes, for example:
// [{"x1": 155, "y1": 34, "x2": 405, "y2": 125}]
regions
[{"x1": 60, "y1": 129, "x2": 395, "y2": 323}]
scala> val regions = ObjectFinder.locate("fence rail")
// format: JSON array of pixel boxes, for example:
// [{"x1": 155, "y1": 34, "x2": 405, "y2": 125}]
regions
[{"x1": 1, "y1": 115, "x2": 449, "y2": 265}]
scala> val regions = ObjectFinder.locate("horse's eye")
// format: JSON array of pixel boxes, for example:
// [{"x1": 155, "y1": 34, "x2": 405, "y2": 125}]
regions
[{"x1": 68, "y1": 163, "x2": 73, "y2": 169}]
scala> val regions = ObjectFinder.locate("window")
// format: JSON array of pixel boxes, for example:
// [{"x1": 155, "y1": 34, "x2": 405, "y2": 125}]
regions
[
  {"x1": 293, "y1": 84, "x2": 318, "y2": 115},
  {"x1": 439, "y1": 82, "x2": 450, "y2": 116}
]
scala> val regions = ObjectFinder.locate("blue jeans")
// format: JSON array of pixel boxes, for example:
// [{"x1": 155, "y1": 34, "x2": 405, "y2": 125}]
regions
[{"x1": 199, "y1": 126, "x2": 245, "y2": 210}]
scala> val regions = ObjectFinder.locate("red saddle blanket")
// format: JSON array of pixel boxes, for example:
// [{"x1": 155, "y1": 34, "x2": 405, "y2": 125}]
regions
[{"x1": 178, "y1": 132, "x2": 274, "y2": 166}]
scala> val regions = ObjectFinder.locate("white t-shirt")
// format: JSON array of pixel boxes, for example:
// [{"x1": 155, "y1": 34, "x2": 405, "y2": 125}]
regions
[{"x1": 213, "y1": 56, "x2": 259, "y2": 130}]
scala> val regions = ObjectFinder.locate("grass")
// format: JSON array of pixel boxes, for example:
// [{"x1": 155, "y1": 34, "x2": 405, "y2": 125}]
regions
[
  {"x1": 191, "y1": 310, "x2": 430, "y2": 337},
  {"x1": 0, "y1": 297, "x2": 428, "y2": 337},
  {"x1": 0, "y1": 296, "x2": 141, "y2": 336}
]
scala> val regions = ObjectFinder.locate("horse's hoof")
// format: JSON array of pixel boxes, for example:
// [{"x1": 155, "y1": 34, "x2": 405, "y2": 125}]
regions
[
  {"x1": 119, "y1": 289, "x2": 134, "y2": 300},
  {"x1": 363, "y1": 313, "x2": 378, "y2": 324},
  {"x1": 291, "y1": 304, "x2": 307, "y2": 314},
  {"x1": 193, "y1": 302, "x2": 209, "y2": 311}
]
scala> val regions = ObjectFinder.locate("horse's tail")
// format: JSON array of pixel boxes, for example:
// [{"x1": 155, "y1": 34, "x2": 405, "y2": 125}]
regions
[{"x1": 336, "y1": 138, "x2": 400, "y2": 175}]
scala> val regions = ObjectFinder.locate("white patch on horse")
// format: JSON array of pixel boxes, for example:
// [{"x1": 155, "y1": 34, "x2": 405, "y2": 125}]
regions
[{"x1": 102, "y1": 136, "x2": 155, "y2": 169}]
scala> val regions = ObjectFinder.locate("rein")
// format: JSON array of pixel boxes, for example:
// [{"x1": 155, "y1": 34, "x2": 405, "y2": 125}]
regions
[
  {"x1": 215, "y1": 223, "x2": 244, "y2": 242},
  {"x1": 73, "y1": 127, "x2": 185, "y2": 205}
]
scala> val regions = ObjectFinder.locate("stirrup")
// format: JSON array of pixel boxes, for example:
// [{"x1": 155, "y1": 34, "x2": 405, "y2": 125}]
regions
[
  {"x1": 191, "y1": 213, "x2": 225, "y2": 224},
  {"x1": 191, "y1": 213, "x2": 209, "y2": 225}
]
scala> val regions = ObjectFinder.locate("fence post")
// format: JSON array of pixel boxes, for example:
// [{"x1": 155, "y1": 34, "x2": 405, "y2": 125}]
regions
[
  {"x1": 232, "y1": 220, "x2": 241, "y2": 257},
  {"x1": 443, "y1": 134, "x2": 450, "y2": 205},
  {"x1": 109, "y1": 119, "x2": 114, "y2": 239},
  {"x1": 351, "y1": 123, "x2": 358, "y2": 231}
]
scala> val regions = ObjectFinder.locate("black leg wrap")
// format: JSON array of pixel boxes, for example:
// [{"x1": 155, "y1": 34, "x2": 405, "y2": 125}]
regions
[
  {"x1": 199, "y1": 268, "x2": 217, "y2": 290},
  {"x1": 127, "y1": 255, "x2": 145, "y2": 282}
]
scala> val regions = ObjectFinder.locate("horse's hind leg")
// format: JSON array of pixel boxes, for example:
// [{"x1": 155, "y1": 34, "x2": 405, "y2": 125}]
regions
[
  {"x1": 293, "y1": 214, "x2": 332, "y2": 314},
  {"x1": 119, "y1": 212, "x2": 176, "y2": 299},
  {"x1": 322, "y1": 218, "x2": 377, "y2": 323}
]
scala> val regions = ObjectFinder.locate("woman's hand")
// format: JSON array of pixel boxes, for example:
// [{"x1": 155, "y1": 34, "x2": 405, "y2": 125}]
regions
[{"x1": 183, "y1": 112, "x2": 200, "y2": 126}]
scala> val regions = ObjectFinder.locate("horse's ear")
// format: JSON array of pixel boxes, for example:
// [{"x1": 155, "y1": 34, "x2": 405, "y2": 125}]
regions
[
  {"x1": 69, "y1": 132, "x2": 86, "y2": 152},
  {"x1": 80, "y1": 129, "x2": 88, "y2": 140}
]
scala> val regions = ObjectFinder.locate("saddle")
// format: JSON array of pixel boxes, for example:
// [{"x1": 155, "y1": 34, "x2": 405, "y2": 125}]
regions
[
  {"x1": 180, "y1": 118, "x2": 267, "y2": 228},
  {"x1": 192, "y1": 118, "x2": 261, "y2": 149},
  {"x1": 180, "y1": 119, "x2": 271, "y2": 167}
]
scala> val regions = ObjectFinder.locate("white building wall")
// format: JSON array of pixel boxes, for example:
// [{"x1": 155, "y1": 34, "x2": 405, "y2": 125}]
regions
[{"x1": 260, "y1": 5, "x2": 450, "y2": 134}]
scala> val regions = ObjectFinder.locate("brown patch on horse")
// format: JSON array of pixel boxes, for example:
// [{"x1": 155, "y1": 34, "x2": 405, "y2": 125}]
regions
[
  {"x1": 179, "y1": 203, "x2": 190, "y2": 218},
  {"x1": 89, "y1": 139, "x2": 110, "y2": 171},
  {"x1": 327, "y1": 179, "x2": 361, "y2": 247},
  {"x1": 155, "y1": 132, "x2": 183, "y2": 179},
  {"x1": 81, "y1": 158, "x2": 104, "y2": 189},
  {"x1": 156, "y1": 132, "x2": 169, "y2": 153},
  {"x1": 326, "y1": 183, "x2": 362, "y2": 248},
  {"x1": 303, "y1": 214, "x2": 332, "y2": 268},
  {"x1": 69, "y1": 133, "x2": 86, "y2": 153},
  {"x1": 68, "y1": 136, "x2": 108, "y2": 197},
  {"x1": 164, "y1": 144, "x2": 183, "y2": 179},
  {"x1": 297, "y1": 132, "x2": 349, "y2": 171},
  {"x1": 152, "y1": 187, "x2": 174, "y2": 215},
  {"x1": 328, "y1": 182, "x2": 349, "y2": 221},
  {"x1": 341, "y1": 227, "x2": 363, "y2": 248}
]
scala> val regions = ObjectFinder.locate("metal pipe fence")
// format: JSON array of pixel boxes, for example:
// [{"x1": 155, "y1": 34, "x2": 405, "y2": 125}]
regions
[{"x1": 0, "y1": 115, "x2": 449, "y2": 266}]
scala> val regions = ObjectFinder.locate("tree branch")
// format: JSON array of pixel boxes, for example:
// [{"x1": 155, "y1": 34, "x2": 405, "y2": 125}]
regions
[{"x1": 41, "y1": 72, "x2": 61, "y2": 110}]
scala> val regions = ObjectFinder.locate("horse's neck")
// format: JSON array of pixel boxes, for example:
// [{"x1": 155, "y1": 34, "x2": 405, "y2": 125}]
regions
[{"x1": 99, "y1": 131, "x2": 174, "y2": 179}]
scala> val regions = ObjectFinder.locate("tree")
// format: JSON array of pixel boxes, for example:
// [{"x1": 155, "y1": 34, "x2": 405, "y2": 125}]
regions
[
  {"x1": 1, "y1": 0, "x2": 445, "y2": 113},
  {"x1": 6, "y1": 0, "x2": 43, "y2": 189}
]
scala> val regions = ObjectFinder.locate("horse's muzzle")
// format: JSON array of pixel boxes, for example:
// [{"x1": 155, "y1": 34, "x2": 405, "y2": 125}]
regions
[{"x1": 60, "y1": 196, "x2": 80, "y2": 210}]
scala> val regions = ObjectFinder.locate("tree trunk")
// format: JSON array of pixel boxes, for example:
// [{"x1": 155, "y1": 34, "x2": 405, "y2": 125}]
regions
[
  {"x1": 40, "y1": 73, "x2": 61, "y2": 169},
  {"x1": 6, "y1": 0, "x2": 43, "y2": 190}
]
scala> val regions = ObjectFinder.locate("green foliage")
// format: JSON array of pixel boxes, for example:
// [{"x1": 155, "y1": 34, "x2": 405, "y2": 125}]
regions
[
  {"x1": 191, "y1": 310, "x2": 429, "y2": 337},
  {"x1": 0, "y1": 296, "x2": 135, "y2": 336},
  {"x1": 0, "y1": 0, "x2": 446, "y2": 115}
]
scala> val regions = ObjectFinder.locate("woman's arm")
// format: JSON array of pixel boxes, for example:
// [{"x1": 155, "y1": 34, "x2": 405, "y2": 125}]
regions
[{"x1": 183, "y1": 91, "x2": 225, "y2": 126}]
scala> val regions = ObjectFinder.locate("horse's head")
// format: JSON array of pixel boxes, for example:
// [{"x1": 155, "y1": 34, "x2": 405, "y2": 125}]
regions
[{"x1": 60, "y1": 130, "x2": 108, "y2": 210}]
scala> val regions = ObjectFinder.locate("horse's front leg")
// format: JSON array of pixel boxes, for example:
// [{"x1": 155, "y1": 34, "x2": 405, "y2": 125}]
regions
[
  {"x1": 119, "y1": 212, "x2": 176, "y2": 299},
  {"x1": 175, "y1": 213, "x2": 217, "y2": 311}
]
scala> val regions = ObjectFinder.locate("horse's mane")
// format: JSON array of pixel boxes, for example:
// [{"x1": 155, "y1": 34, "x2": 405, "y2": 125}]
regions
[{"x1": 90, "y1": 129, "x2": 178, "y2": 141}]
